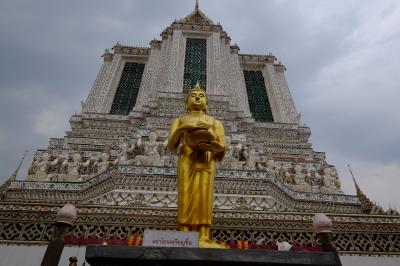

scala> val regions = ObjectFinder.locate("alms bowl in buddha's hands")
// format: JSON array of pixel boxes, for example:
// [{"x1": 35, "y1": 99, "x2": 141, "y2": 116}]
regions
[{"x1": 185, "y1": 128, "x2": 215, "y2": 149}]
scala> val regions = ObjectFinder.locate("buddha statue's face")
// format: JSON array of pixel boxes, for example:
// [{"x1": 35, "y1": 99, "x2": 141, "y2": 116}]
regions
[{"x1": 186, "y1": 89, "x2": 207, "y2": 111}]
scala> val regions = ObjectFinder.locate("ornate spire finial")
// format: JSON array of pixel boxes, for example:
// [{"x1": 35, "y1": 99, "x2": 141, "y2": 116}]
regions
[
  {"x1": 0, "y1": 150, "x2": 28, "y2": 199},
  {"x1": 194, "y1": 80, "x2": 201, "y2": 90},
  {"x1": 348, "y1": 164, "x2": 363, "y2": 197},
  {"x1": 195, "y1": 0, "x2": 199, "y2": 11},
  {"x1": 186, "y1": 80, "x2": 205, "y2": 95},
  {"x1": 348, "y1": 164, "x2": 384, "y2": 215}
]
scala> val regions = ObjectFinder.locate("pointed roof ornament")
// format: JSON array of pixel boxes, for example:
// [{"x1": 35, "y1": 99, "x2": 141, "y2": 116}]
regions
[
  {"x1": 0, "y1": 150, "x2": 28, "y2": 199},
  {"x1": 186, "y1": 81, "x2": 206, "y2": 96},
  {"x1": 348, "y1": 164, "x2": 385, "y2": 215},
  {"x1": 348, "y1": 164, "x2": 363, "y2": 197},
  {"x1": 185, "y1": 80, "x2": 206, "y2": 98},
  {"x1": 195, "y1": 80, "x2": 201, "y2": 89},
  {"x1": 177, "y1": 0, "x2": 214, "y2": 25}
]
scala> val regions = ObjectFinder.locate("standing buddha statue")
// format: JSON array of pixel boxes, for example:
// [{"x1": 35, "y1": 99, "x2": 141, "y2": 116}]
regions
[{"x1": 168, "y1": 82, "x2": 226, "y2": 248}]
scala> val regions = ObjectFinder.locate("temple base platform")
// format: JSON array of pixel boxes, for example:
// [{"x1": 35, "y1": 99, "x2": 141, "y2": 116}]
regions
[{"x1": 85, "y1": 246, "x2": 337, "y2": 266}]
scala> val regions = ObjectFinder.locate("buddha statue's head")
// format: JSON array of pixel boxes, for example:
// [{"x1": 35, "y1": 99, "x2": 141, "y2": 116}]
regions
[{"x1": 185, "y1": 82, "x2": 208, "y2": 112}]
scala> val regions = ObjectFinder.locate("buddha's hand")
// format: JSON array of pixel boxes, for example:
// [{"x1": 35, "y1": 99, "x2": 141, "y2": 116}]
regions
[
  {"x1": 179, "y1": 121, "x2": 209, "y2": 132},
  {"x1": 178, "y1": 121, "x2": 197, "y2": 132},
  {"x1": 196, "y1": 121, "x2": 210, "y2": 130},
  {"x1": 197, "y1": 141, "x2": 224, "y2": 152}
]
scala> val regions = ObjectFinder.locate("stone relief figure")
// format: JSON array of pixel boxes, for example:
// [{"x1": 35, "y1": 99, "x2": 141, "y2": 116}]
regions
[
  {"x1": 327, "y1": 167, "x2": 341, "y2": 190},
  {"x1": 160, "y1": 138, "x2": 173, "y2": 166},
  {"x1": 225, "y1": 136, "x2": 233, "y2": 157},
  {"x1": 232, "y1": 140, "x2": 243, "y2": 161},
  {"x1": 220, "y1": 136, "x2": 242, "y2": 169},
  {"x1": 282, "y1": 164, "x2": 293, "y2": 184},
  {"x1": 291, "y1": 164, "x2": 311, "y2": 192},
  {"x1": 266, "y1": 159, "x2": 279, "y2": 176},
  {"x1": 274, "y1": 161, "x2": 294, "y2": 184},
  {"x1": 77, "y1": 154, "x2": 97, "y2": 176},
  {"x1": 60, "y1": 153, "x2": 91, "y2": 182},
  {"x1": 27, "y1": 152, "x2": 59, "y2": 181},
  {"x1": 334, "y1": 172, "x2": 341, "y2": 190},
  {"x1": 257, "y1": 158, "x2": 279, "y2": 177},
  {"x1": 163, "y1": 155, "x2": 177, "y2": 167},
  {"x1": 95, "y1": 152, "x2": 115, "y2": 175},
  {"x1": 320, "y1": 167, "x2": 340, "y2": 194},
  {"x1": 134, "y1": 131, "x2": 164, "y2": 166},
  {"x1": 307, "y1": 167, "x2": 320, "y2": 192},
  {"x1": 27, "y1": 157, "x2": 41, "y2": 176},
  {"x1": 255, "y1": 161, "x2": 265, "y2": 171},
  {"x1": 167, "y1": 82, "x2": 226, "y2": 248},
  {"x1": 242, "y1": 146, "x2": 257, "y2": 170},
  {"x1": 116, "y1": 140, "x2": 135, "y2": 165}
]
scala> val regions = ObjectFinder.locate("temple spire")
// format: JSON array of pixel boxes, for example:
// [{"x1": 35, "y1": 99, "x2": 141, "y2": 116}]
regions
[
  {"x1": 348, "y1": 164, "x2": 383, "y2": 214},
  {"x1": 176, "y1": 0, "x2": 214, "y2": 26},
  {"x1": 348, "y1": 164, "x2": 399, "y2": 215},
  {"x1": 348, "y1": 164, "x2": 363, "y2": 197},
  {"x1": 0, "y1": 150, "x2": 28, "y2": 199}
]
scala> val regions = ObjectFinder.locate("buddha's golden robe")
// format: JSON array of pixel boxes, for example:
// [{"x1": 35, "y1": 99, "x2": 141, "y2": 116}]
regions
[{"x1": 169, "y1": 114, "x2": 225, "y2": 227}]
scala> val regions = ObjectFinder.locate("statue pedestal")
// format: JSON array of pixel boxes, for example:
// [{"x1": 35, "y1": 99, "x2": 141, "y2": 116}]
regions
[{"x1": 85, "y1": 245, "x2": 337, "y2": 266}]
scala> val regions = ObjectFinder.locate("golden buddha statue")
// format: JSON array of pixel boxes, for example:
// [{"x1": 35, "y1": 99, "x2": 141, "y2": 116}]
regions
[{"x1": 168, "y1": 82, "x2": 226, "y2": 248}]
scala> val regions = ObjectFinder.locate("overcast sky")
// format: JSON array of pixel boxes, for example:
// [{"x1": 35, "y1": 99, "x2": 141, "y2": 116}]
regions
[{"x1": 0, "y1": 0, "x2": 399, "y2": 211}]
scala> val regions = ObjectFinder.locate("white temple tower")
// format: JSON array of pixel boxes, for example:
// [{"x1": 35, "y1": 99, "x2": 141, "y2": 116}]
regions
[{"x1": 0, "y1": 3, "x2": 399, "y2": 263}]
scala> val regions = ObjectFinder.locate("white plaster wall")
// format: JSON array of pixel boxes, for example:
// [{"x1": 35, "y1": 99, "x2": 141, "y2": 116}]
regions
[
  {"x1": 101, "y1": 54, "x2": 125, "y2": 113},
  {"x1": 230, "y1": 52, "x2": 251, "y2": 117},
  {"x1": 135, "y1": 47, "x2": 161, "y2": 110},
  {"x1": 262, "y1": 65, "x2": 282, "y2": 122},
  {"x1": 165, "y1": 30, "x2": 184, "y2": 93},
  {"x1": 275, "y1": 67, "x2": 298, "y2": 123},
  {"x1": 83, "y1": 59, "x2": 112, "y2": 113}
]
